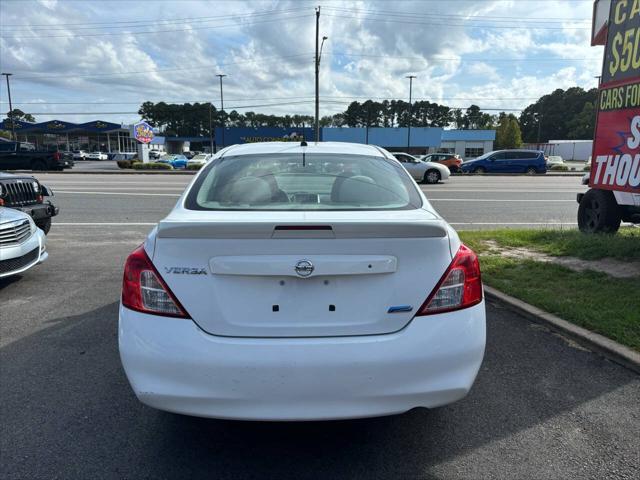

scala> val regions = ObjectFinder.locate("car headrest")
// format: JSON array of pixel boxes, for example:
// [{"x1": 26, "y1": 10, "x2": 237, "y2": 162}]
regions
[
  {"x1": 226, "y1": 176, "x2": 272, "y2": 204},
  {"x1": 333, "y1": 175, "x2": 381, "y2": 204}
]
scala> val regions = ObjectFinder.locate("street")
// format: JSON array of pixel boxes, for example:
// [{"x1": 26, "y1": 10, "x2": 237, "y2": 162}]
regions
[
  {"x1": 37, "y1": 171, "x2": 588, "y2": 228},
  {"x1": 1, "y1": 172, "x2": 638, "y2": 479}
]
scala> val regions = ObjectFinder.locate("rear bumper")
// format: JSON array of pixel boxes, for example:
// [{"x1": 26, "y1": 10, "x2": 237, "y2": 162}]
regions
[{"x1": 119, "y1": 301, "x2": 486, "y2": 421}]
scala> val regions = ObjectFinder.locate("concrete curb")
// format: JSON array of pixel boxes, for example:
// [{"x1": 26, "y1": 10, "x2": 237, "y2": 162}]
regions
[{"x1": 484, "y1": 285, "x2": 640, "y2": 374}]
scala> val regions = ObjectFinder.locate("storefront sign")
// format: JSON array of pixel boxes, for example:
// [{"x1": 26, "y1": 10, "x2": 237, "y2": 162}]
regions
[{"x1": 133, "y1": 121, "x2": 154, "y2": 144}]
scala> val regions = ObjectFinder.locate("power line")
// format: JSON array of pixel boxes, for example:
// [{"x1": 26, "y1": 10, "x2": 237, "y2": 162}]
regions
[
  {"x1": 322, "y1": 13, "x2": 591, "y2": 30},
  {"x1": 322, "y1": 6, "x2": 591, "y2": 24},
  {"x1": 0, "y1": 13, "x2": 314, "y2": 39},
  {"x1": 1, "y1": 8, "x2": 304, "y2": 29},
  {"x1": 13, "y1": 53, "x2": 314, "y2": 79},
  {"x1": 10, "y1": 52, "x2": 598, "y2": 80}
]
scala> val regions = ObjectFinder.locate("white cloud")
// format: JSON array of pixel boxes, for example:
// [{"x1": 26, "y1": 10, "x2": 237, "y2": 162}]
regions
[{"x1": 0, "y1": 0, "x2": 598, "y2": 122}]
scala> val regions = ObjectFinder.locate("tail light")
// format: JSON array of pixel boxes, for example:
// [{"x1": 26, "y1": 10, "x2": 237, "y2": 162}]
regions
[
  {"x1": 122, "y1": 245, "x2": 190, "y2": 318},
  {"x1": 416, "y1": 244, "x2": 483, "y2": 315},
  {"x1": 53, "y1": 152, "x2": 61, "y2": 161}
]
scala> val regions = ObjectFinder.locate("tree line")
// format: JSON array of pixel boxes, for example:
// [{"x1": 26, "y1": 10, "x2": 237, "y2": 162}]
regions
[{"x1": 1, "y1": 87, "x2": 599, "y2": 149}]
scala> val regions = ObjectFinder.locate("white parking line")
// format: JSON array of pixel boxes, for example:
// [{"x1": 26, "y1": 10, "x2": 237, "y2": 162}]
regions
[
  {"x1": 54, "y1": 190, "x2": 180, "y2": 197},
  {"x1": 53, "y1": 222, "x2": 157, "y2": 226},
  {"x1": 429, "y1": 198, "x2": 576, "y2": 202}
]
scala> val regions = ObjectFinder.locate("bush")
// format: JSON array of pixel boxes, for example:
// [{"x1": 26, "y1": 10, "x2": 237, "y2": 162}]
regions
[
  {"x1": 186, "y1": 163, "x2": 203, "y2": 170},
  {"x1": 131, "y1": 162, "x2": 173, "y2": 170},
  {"x1": 116, "y1": 160, "x2": 133, "y2": 169},
  {"x1": 549, "y1": 164, "x2": 569, "y2": 171}
]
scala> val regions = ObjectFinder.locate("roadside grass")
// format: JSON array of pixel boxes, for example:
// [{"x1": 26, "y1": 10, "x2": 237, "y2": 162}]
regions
[
  {"x1": 459, "y1": 229, "x2": 640, "y2": 351},
  {"x1": 461, "y1": 227, "x2": 640, "y2": 260}
]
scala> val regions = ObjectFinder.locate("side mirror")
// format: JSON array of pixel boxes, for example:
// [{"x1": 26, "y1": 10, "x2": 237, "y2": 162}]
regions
[{"x1": 40, "y1": 185, "x2": 54, "y2": 197}]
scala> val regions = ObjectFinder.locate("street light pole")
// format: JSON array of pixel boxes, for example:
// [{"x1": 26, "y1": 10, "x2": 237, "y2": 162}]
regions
[
  {"x1": 406, "y1": 75, "x2": 416, "y2": 150},
  {"x1": 314, "y1": 6, "x2": 320, "y2": 142},
  {"x1": 1, "y1": 72, "x2": 15, "y2": 140},
  {"x1": 217, "y1": 74, "x2": 226, "y2": 148}
]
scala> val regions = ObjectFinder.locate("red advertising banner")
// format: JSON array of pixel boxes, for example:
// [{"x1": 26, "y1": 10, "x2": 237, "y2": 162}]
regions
[{"x1": 590, "y1": 82, "x2": 640, "y2": 193}]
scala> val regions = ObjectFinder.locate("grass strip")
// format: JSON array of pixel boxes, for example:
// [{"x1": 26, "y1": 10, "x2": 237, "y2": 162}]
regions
[
  {"x1": 460, "y1": 227, "x2": 640, "y2": 260},
  {"x1": 459, "y1": 230, "x2": 640, "y2": 351}
]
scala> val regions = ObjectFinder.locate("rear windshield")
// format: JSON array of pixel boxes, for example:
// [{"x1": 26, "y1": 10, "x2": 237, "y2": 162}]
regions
[{"x1": 185, "y1": 153, "x2": 422, "y2": 211}]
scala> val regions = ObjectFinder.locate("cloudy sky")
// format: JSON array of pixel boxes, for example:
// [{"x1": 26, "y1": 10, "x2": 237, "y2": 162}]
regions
[{"x1": 0, "y1": 0, "x2": 601, "y2": 124}]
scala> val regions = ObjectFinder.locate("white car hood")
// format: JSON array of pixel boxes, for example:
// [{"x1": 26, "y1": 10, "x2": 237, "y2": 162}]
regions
[{"x1": 0, "y1": 206, "x2": 31, "y2": 224}]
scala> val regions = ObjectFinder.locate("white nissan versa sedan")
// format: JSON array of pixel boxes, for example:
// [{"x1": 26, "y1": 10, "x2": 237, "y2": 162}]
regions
[{"x1": 119, "y1": 141, "x2": 486, "y2": 421}]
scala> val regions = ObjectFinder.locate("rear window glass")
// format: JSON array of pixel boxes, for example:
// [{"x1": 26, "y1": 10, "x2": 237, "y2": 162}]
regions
[{"x1": 185, "y1": 153, "x2": 422, "y2": 211}]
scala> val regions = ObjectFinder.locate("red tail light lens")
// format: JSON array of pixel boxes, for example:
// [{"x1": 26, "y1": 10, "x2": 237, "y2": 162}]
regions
[
  {"x1": 416, "y1": 244, "x2": 483, "y2": 315},
  {"x1": 53, "y1": 152, "x2": 61, "y2": 161},
  {"x1": 122, "y1": 245, "x2": 190, "y2": 318}
]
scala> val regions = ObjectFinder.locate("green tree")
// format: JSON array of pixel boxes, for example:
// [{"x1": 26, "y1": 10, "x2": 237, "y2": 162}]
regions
[
  {"x1": 6, "y1": 108, "x2": 36, "y2": 123},
  {"x1": 519, "y1": 87, "x2": 598, "y2": 142},
  {"x1": 566, "y1": 101, "x2": 596, "y2": 139},
  {"x1": 495, "y1": 113, "x2": 522, "y2": 149}
]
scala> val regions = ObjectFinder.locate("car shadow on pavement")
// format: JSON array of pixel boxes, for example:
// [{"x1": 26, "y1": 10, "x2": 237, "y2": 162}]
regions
[{"x1": 1, "y1": 301, "x2": 638, "y2": 479}]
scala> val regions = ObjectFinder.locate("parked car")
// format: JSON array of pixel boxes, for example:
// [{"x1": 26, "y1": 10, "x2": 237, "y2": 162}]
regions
[
  {"x1": 183, "y1": 151, "x2": 200, "y2": 159},
  {"x1": 86, "y1": 151, "x2": 108, "y2": 161},
  {"x1": 72, "y1": 150, "x2": 87, "y2": 161},
  {"x1": 546, "y1": 155, "x2": 564, "y2": 166},
  {"x1": 0, "y1": 207, "x2": 48, "y2": 278},
  {"x1": 0, "y1": 172, "x2": 58, "y2": 234},
  {"x1": 119, "y1": 141, "x2": 486, "y2": 421},
  {"x1": 149, "y1": 150, "x2": 164, "y2": 160},
  {"x1": 186, "y1": 153, "x2": 212, "y2": 167},
  {"x1": 0, "y1": 141, "x2": 74, "y2": 171},
  {"x1": 393, "y1": 152, "x2": 450, "y2": 184},
  {"x1": 421, "y1": 153, "x2": 463, "y2": 173},
  {"x1": 461, "y1": 150, "x2": 547, "y2": 174},
  {"x1": 157, "y1": 154, "x2": 188, "y2": 169}
]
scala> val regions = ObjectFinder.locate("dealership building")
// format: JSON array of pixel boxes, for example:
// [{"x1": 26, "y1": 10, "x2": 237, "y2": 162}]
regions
[
  {"x1": 163, "y1": 127, "x2": 496, "y2": 159},
  {"x1": 1, "y1": 119, "x2": 495, "y2": 159}
]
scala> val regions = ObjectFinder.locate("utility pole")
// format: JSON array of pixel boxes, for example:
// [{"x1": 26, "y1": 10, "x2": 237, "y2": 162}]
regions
[
  {"x1": 536, "y1": 112, "x2": 542, "y2": 144},
  {"x1": 217, "y1": 74, "x2": 226, "y2": 148},
  {"x1": 2, "y1": 72, "x2": 15, "y2": 140},
  {"x1": 406, "y1": 75, "x2": 416, "y2": 150},
  {"x1": 208, "y1": 103, "x2": 214, "y2": 153},
  {"x1": 314, "y1": 7, "x2": 320, "y2": 142}
]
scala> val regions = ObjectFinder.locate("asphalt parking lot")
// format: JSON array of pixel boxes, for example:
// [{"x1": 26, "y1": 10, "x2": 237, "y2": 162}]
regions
[{"x1": 2, "y1": 172, "x2": 639, "y2": 479}]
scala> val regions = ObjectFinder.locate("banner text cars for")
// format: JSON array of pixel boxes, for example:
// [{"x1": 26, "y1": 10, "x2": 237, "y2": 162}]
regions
[{"x1": 591, "y1": 0, "x2": 640, "y2": 193}]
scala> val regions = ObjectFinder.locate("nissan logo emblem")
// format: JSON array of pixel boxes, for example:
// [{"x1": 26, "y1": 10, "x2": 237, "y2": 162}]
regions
[{"x1": 294, "y1": 259, "x2": 314, "y2": 277}]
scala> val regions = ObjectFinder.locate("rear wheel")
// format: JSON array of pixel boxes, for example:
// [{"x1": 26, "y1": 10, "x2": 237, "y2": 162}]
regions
[
  {"x1": 424, "y1": 169, "x2": 441, "y2": 184},
  {"x1": 474, "y1": 167, "x2": 486, "y2": 174},
  {"x1": 526, "y1": 167, "x2": 537, "y2": 175},
  {"x1": 35, "y1": 217, "x2": 51, "y2": 235},
  {"x1": 578, "y1": 189, "x2": 621, "y2": 234},
  {"x1": 31, "y1": 160, "x2": 47, "y2": 171}
]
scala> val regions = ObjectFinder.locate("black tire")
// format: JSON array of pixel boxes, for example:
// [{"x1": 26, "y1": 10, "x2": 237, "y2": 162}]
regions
[
  {"x1": 474, "y1": 167, "x2": 486, "y2": 174},
  {"x1": 31, "y1": 160, "x2": 47, "y2": 171},
  {"x1": 424, "y1": 169, "x2": 441, "y2": 184},
  {"x1": 35, "y1": 217, "x2": 51, "y2": 235},
  {"x1": 577, "y1": 189, "x2": 621, "y2": 234},
  {"x1": 526, "y1": 167, "x2": 537, "y2": 175}
]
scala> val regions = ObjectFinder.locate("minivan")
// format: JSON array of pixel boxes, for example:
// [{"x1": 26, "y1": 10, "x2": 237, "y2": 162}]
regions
[{"x1": 461, "y1": 150, "x2": 547, "y2": 174}]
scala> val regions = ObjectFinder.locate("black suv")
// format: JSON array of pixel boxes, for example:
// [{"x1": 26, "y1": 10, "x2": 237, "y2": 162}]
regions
[{"x1": 0, "y1": 172, "x2": 58, "y2": 233}]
